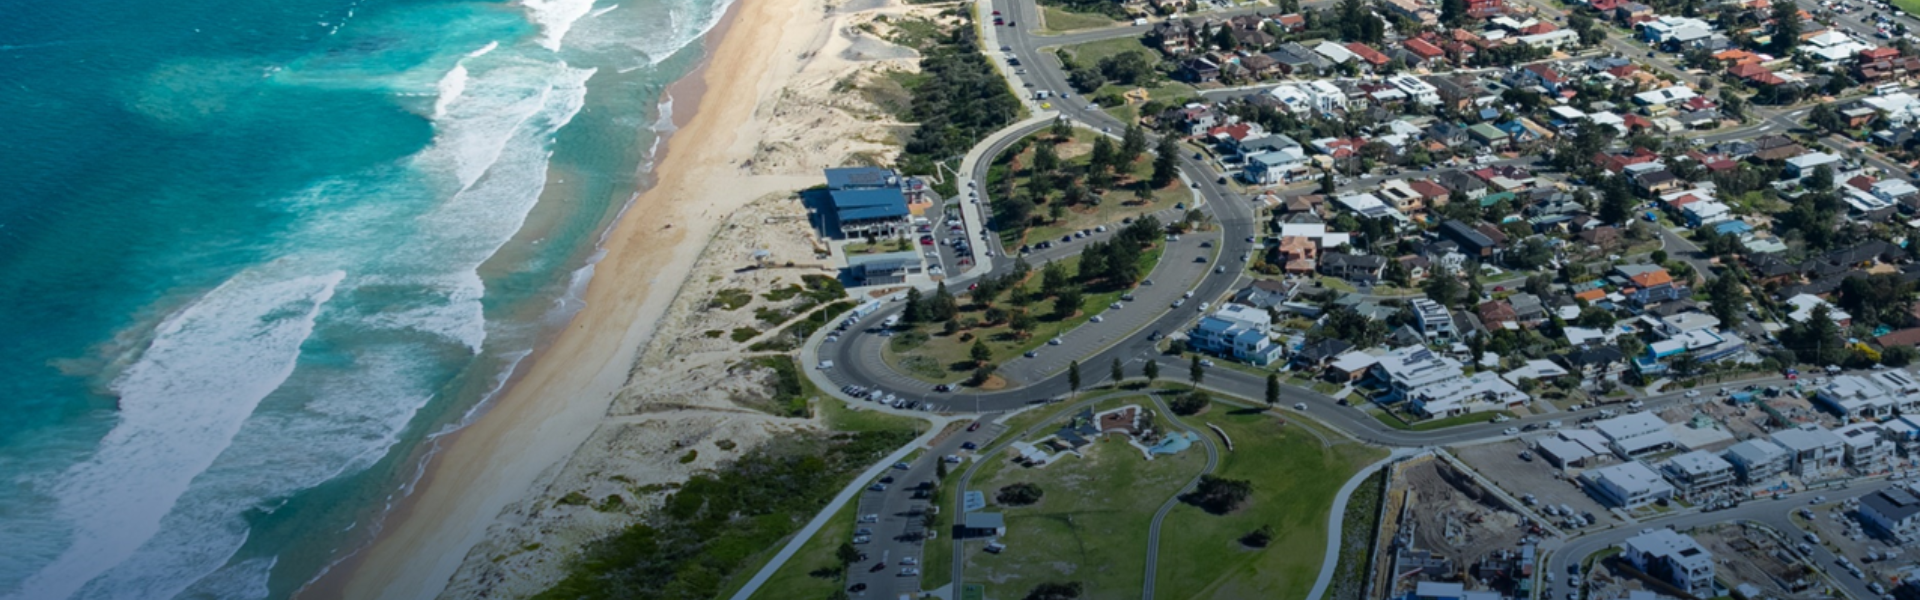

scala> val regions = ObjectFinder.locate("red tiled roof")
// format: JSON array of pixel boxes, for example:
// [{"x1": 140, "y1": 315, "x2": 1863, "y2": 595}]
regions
[
  {"x1": 1207, "y1": 122, "x2": 1256, "y2": 141},
  {"x1": 1861, "y1": 47, "x2": 1899, "y2": 61},
  {"x1": 1405, "y1": 38, "x2": 1446, "y2": 58},
  {"x1": 1346, "y1": 42, "x2": 1390, "y2": 65},
  {"x1": 1409, "y1": 180, "x2": 1450, "y2": 198}
]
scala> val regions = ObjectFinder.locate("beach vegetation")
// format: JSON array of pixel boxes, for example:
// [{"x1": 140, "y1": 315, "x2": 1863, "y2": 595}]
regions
[
  {"x1": 711, "y1": 288, "x2": 755, "y2": 310},
  {"x1": 558, "y1": 491, "x2": 593, "y2": 507},
  {"x1": 743, "y1": 355, "x2": 812, "y2": 418},
  {"x1": 540, "y1": 427, "x2": 916, "y2": 600},
  {"x1": 703, "y1": 329, "x2": 725, "y2": 338},
  {"x1": 677, "y1": 450, "x2": 698, "y2": 464},
  {"x1": 1040, "y1": 5, "x2": 1118, "y2": 32},
  {"x1": 729, "y1": 327, "x2": 760, "y2": 343},
  {"x1": 994, "y1": 482, "x2": 1044, "y2": 506},
  {"x1": 750, "y1": 299, "x2": 857, "y2": 352},
  {"x1": 897, "y1": 25, "x2": 1020, "y2": 195}
]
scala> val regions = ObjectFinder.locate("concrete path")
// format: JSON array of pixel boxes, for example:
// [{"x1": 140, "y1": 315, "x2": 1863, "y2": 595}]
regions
[
  {"x1": 1305, "y1": 449, "x2": 1414, "y2": 600},
  {"x1": 1141, "y1": 392, "x2": 1221, "y2": 600}
]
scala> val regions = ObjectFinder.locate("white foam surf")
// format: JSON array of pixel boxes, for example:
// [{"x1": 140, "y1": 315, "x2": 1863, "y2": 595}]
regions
[
  {"x1": 519, "y1": 0, "x2": 599, "y2": 51},
  {"x1": 431, "y1": 64, "x2": 468, "y2": 120},
  {"x1": 10, "y1": 270, "x2": 345, "y2": 600}
]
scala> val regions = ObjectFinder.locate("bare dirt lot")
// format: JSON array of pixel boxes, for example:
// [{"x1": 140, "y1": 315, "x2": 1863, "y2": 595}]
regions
[
  {"x1": 1692, "y1": 523, "x2": 1826, "y2": 599},
  {"x1": 1452, "y1": 440, "x2": 1619, "y2": 530},
  {"x1": 1380, "y1": 454, "x2": 1542, "y2": 599}
]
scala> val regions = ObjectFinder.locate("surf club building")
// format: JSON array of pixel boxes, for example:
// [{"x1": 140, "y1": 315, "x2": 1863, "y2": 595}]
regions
[{"x1": 805, "y1": 167, "x2": 932, "y2": 240}]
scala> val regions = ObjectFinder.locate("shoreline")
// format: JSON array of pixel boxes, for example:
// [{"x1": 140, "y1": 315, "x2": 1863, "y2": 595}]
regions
[{"x1": 299, "y1": 0, "x2": 826, "y2": 595}]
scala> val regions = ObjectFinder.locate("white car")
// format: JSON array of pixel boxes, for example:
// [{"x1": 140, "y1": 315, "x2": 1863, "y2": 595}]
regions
[
  {"x1": 1503, "y1": 427, "x2": 1521, "y2": 435},
  {"x1": 1684, "y1": 390, "x2": 1700, "y2": 398}
]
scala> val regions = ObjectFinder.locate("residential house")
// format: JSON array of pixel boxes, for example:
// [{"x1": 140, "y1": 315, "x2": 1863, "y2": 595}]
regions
[
  {"x1": 1321, "y1": 252, "x2": 1388, "y2": 282},
  {"x1": 1723, "y1": 439, "x2": 1791, "y2": 484},
  {"x1": 1772, "y1": 426, "x2": 1846, "y2": 478},
  {"x1": 1440, "y1": 220, "x2": 1501, "y2": 258},
  {"x1": 1292, "y1": 338, "x2": 1356, "y2": 372},
  {"x1": 1584, "y1": 461, "x2": 1677, "y2": 507},
  {"x1": 1232, "y1": 279, "x2": 1301, "y2": 309},
  {"x1": 1623, "y1": 529, "x2": 1715, "y2": 597},
  {"x1": 1661, "y1": 451, "x2": 1737, "y2": 498},
  {"x1": 1412, "y1": 298, "x2": 1457, "y2": 343},
  {"x1": 1558, "y1": 346, "x2": 1628, "y2": 389},
  {"x1": 1189, "y1": 304, "x2": 1285, "y2": 365}
]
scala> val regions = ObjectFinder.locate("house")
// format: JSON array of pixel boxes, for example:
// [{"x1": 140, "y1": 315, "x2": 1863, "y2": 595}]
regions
[
  {"x1": 1378, "y1": 180, "x2": 1432, "y2": 214},
  {"x1": 1370, "y1": 345, "x2": 1467, "y2": 402},
  {"x1": 1785, "y1": 151, "x2": 1843, "y2": 178},
  {"x1": 1314, "y1": 41, "x2": 1358, "y2": 64},
  {"x1": 1180, "y1": 57, "x2": 1222, "y2": 83},
  {"x1": 1661, "y1": 450, "x2": 1737, "y2": 498},
  {"x1": 1346, "y1": 42, "x2": 1391, "y2": 69},
  {"x1": 1189, "y1": 304, "x2": 1285, "y2": 365},
  {"x1": 1624, "y1": 267, "x2": 1685, "y2": 305},
  {"x1": 1772, "y1": 426, "x2": 1846, "y2": 478},
  {"x1": 1508, "y1": 292, "x2": 1546, "y2": 323},
  {"x1": 1233, "y1": 279, "x2": 1301, "y2": 309},
  {"x1": 1723, "y1": 439, "x2": 1791, "y2": 484},
  {"x1": 1478, "y1": 300, "x2": 1519, "y2": 329},
  {"x1": 1404, "y1": 38, "x2": 1447, "y2": 63},
  {"x1": 1537, "y1": 430, "x2": 1613, "y2": 468},
  {"x1": 1412, "y1": 298, "x2": 1457, "y2": 343},
  {"x1": 1558, "y1": 346, "x2": 1627, "y2": 389},
  {"x1": 1242, "y1": 148, "x2": 1310, "y2": 184},
  {"x1": 1623, "y1": 529, "x2": 1715, "y2": 597},
  {"x1": 1292, "y1": 338, "x2": 1356, "y2": 371},
  {"x1": 1388, "y1": 75, "x2": 1440, "y2": 105},
  {"x1": 1440, "y1": 220, "x2": 1500, "y2": 258},
  {"x1": 1467, "y1": 0, "x2": 1505, "y2": 17},
  {"x1": 1277, "y1": 235, "x2": 1319, "y2": 273},
  {"x1": 1437, "y1": 170, "x2": 1488, "y2": 199},
  {"x1": 1584, "y1": 461, "x2": 1677, "y2": 507},
  {"x1": 1321, "y1": 252, "x2": 1387, "y2": 282},
  {"x1": 1468, "y1": 123, "x2": 1510, "y2": 149},
  {"x1": 1385, "y1": 0, "x2": 1440, "y2": 25},
  {"x1": 1858, "y1": 487, "x2": 1920, "y2": 540},
  {"x1": 1641, "y1": 16, "x2": 1713, "y2": 47},
  {"x1": 1785, "y1": 293, "x2": 1852, "y2": 328},
  {"x1": 1408, "y1": 372, "x2": 1530, "y2": 417},
  {"x1": 1835, "y1": 422, "x2": 1895, "y2": 470}
]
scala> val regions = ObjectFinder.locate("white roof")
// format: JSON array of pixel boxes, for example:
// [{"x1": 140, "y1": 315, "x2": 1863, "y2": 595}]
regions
[
  {"x1": 1313, "y1": 41, "x2": 1357, "y2": 63},
  {"x1": 1502, "y1": 359, "x2": 1571, "y2": 384},
  {"x1": 1785, "y1": 293, "x2": 1852, "y2": 324},
  {"x1": 1786, "y1": 152, "x2": 1842, "y2": 170},
  {"x1": 1596, "y1": 412, "x2": 1668, "y2": 442},
  {"x1": 1329, "y1": 350, "x2": 1381, "y2": 373},
  {"x1": 1625, "y1": 528, "x2": 1712, "y2": 569},
  {"x1": 1411, "y1": 372, "x2": 1529, "y2": 414},
  {"x1": 1664, "y1": 450, "x2": 1733, "y2": 476},
  {"x1": 1634, "y1": 85, "x2": 1698, "y2": 106},
  {"x1": 1374, "y1": 345, "x2": 1466, "y2": 388},
  {"x1": 1724, "y1": 438, "x2": 1789, "y2": 465},
  {"x1": 1772, "y1": 425, "x2": 1844, "y2": 451},
  {"x1": 1589, "y1": 461, "x2": 1677, "y2": 496}
]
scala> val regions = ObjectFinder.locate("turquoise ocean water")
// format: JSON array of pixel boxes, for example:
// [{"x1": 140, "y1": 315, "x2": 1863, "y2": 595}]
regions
[{"x1": 0, "y1": 0, "x2": 727, "y2": 596}]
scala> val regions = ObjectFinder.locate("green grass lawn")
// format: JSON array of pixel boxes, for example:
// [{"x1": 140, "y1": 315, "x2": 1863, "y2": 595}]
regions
[
  {"x1": 820, "y1": 394, "x2": 926, "y2": 434},
  {"x1": 966, "y1": 407, "x2": 1207, "y2": 599},
  {"x1": 880, "y1": 245, "x2": 1163, "y2": 384},
  {"x1": 1368, "y1": 406, "x2": 1514, "y2": 431},
  {"x1": 988, "y1": 128, "x2": 1189, "y2": 249},
  {"x1": 1153, "y1": 409, "x2": 1386, "y2": 600},
  {"x1": 1058, "y1": 37, "x2": 1159, "y2": 70},
  {"x1": 747, "y1": 499, "x2": 862, "y2": 600},
  {"x1": 1894, "y1": 0, "x2": 1920, "y2": 18},
  {"x1": 1040, "y1": 5, "x2": 1118, "y2": 32}
]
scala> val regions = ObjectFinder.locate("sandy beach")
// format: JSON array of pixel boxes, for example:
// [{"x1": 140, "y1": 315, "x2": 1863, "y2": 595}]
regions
[{"x1": 302, "y1": 0, "x2": 940, "y2": 597}]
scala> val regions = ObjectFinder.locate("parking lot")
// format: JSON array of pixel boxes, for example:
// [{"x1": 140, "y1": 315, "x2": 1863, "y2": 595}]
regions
[
  {"x1": 1452, "y1": 440, "x2": 1621, "y2": 530},
  {"x1": 1796, "y1": 496, "x2": 1918, "y2": 594},
  {"x1": 842, "y1": 418, "x2": 1005, "y2": 598}
]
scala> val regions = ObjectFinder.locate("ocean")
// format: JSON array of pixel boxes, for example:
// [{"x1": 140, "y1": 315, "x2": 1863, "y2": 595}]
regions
[{"x1": 0, "y1": 0, "x2": 728, "y2": 597}]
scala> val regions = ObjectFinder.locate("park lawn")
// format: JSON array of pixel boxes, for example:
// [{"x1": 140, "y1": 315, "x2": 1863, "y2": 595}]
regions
[
  {"x1": 880, "y1": 246, "x2": 1164, "y2": 384},
  {"x1": 1058, "y1": 37, "x2": 1161, "y2": 70},
  {"x1": 1040, "y1": 5, "x2": 1118, "y2": 32},
  {"x1": 746, "y1": 499, "x2": 862, "y2": 600},
  {"x1": 1896, "y1": 0, "x2": 1920, "y2": 18},
  {"x1": 820, "y1": 394, "x2": 927, "y2": 434},
  {"x1": 1368, "y1": 406, "x2": 1515, "y2": 431},
  {"x1": 967, "y1": 421, "x2": 1207, "y2": 599},
  {"x1": 1153, "y1": 409, "x2": 1386, "y2": 600},
  {"x1": 989, "y1": 128, "x2": 1190, "y2": 249}
]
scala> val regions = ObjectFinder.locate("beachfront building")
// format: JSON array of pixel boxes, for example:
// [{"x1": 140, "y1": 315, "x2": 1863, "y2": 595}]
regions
[
  {"x1": 1623, "y1": 529, "x2": 1716, "y2": 597},
  {"x1": 806, "y1": 166, "x2": 923, "y2": 240},
  {"x1": 1722, "y1": 438, "x2": 1790, "y2": 484},
  {"x1": 1411, "y1": 298, "x2": 1456, "y2": 344},
  {"x1": 1771, "y1": 426, "x2": 1846, "y2": 478},
  {"x1": 1661, "y1": 451, "x2": 1736, "y2": 499},
  {"x1": 1406, "y1": 372, "x2": 1529, "y2": 418}
]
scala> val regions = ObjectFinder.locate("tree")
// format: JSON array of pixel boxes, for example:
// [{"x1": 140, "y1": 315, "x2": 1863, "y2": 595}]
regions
[
  {"x1": 1241, "y1": 524, "x2": 1276, "y2": 548},
  {"x1": 1525, "y1": 273, "x2": 1554, "y2": 296},
  {"x1": 1151, "y1": 135, "x2": 1180, "y2": 188},
  {"x1": 1265, "y1": 373, "x2": 1281, "y2": 407},
  {"x1": 936, "y1": 459, "x2": 949, "y2": 480},
  {"x1": 1052, "y1": 286, "x2": 1084, "y2": 320},
  {"x1": 1507, "y1": 237, "x2": 1555, "y2": 270},
  {"x1": 930, "y1": 281, "x2": 958, "y2": 322},
  {"x1": 1041, "y1": 260, "x2": 1070, "y2": 296},
  {"x1": 1143, "y1": 359, "x2": 1160, "y2": 385},
  {"x1": 1022, "y1": 582, "x2": 1084, "y2": 600},
  {"x1": 1599, "y1": 174, "x2": 1634, "y2": 225},
  {"x1": 1069, "y1": 360, "x2": 1082, "y2": 394},
  {"x1": 1009, "y1": 310, "x2": 1038, "y2": 337},
  {"x1": 902, "y1": 287, "x2": 928, "y2": 323},
  {"x1": 837, "y1": 542, "x2": 860, "y2": 566},
  {"x1": 1170, "y1": 390, "x2": 1211, "y2": 415},
  {"x1": 1189, "y1": 354, "x2": 1206, "y2": 386},
  {"x1": 1424, "y1": 271, "x2": 1464, "y2": 308},
  {"x1": 1180, "y1": 475, "x2": 1253, "y2": 514},
  {"x1": 1089, "y1": 136, "x2": 1118, "y2": 177},
  {"x1": 1112, "y1": 358, "x2": 1125, "y2": 386},
  {"x1": 1313, "y1": 305, "x2": 1388, "y2": 347},
  {"x1": 1068, "y1": 67, "x2": 1107, "y2": 94},
  {"x1": 1441, "y1": 0, "x2": 1469, "y2": 26},
  {"x1": 997, "y1": 482, "x2": 1045, "y2": 505},
  {"x1": 1719, "y1": 89, "x2": 1746, "y2": 120},
  {"x1": 1121, "y1": 124, "x2": 1148, "y2": 164},
  {"x1": 1772, "y1": 0, "x2": 1802, "y2": 54},
  {"x1": 1809, "y1": 103, "x2": 1846, "y2": 135},
  {"x1": 1705, "y1": 274, "x2": 1748, "y2": 329},
  {"x1": 1884, "y1": 345, "x2": 1919, "y2": 367},
  {"x1": 1807, "y1": 164, "x2": 1835, "y2": 192},
  {"x1": 1050, "y1": 117, "x2": 1073, "y2": 139},
  {"x1": 1320, "y1": 169, "x2": 1337, "y2": 194},
  {"x1": 1099, "y1": 51, "x2": 1156, "y2": 85},
  {"x1": 971, "y1": 339, "x2": 993, "y2": 365},
  {"x1": 1033, "y1": 140, "x2": 1061, "y2": 175}
]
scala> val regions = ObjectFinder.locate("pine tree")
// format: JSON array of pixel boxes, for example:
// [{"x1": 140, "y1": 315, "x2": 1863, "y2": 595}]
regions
[
  {"x1": 971, "y1": 339, "x2": 993, "y2": 365},
  {"x1": 1144, "y1": 359, "x2": 1160, "y2": 385},
  {"x1": 1151, "y1": 135, "x2": 1180, "y2": 188},
  {"x1": 1265, "y1": 373, "x2": 1280, "y2": 407},
  {"x1": 1189, "y1": 354, "x2": 1206, "y2": 386},
  {"x1": 1069, "y1": 360, "x2": 1082, "y2": 394},
  {"x1": 1122, "y1": 124, "x2": 1148, "y2": 163},
  {"x1": 903, "y1": 287, "x2": 927, "y2": 323},
  {"x1": 1112, "y1": 358, "x2": 1125, "y2": 386}
]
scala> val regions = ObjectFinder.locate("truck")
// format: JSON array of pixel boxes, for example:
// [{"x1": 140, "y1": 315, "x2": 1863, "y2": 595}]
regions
[
  {"x1": 850, "y1": 299, "x2": 883, "y2": 320},
  {"x1": 1133, "y1": 17, "x2": 1148, "y2": 25}
]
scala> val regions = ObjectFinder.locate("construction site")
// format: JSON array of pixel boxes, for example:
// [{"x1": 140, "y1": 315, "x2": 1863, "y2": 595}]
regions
[{"x1": 1370, "y1": 454, "x2": 1547, "y2": 600}]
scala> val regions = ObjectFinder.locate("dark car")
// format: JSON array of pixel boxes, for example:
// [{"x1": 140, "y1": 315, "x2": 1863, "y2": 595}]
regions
[
  {"x1": 850, "y1": 583, "x2": 868, "y2": 593},
  {"x1": 934, "y1": 383, "x2": 953, "y2": 392},
  {"x1": 967, "y1": 422, "x2": 981, "y2": 432},
  {"x1": 880, "y1": 476, "x2": 895, "y2": 484},
  {"x1": 961, "y1": 441, "x2": 978, "y2": 450},
  {"x1": 1148, "y1": 330, "x2": 1163, "y2": 341},
  {"x1": 870, "y1": 562, "x2": 887, "y2": 573}
]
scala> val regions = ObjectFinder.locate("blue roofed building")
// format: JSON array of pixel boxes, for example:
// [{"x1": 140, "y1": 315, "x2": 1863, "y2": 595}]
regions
[
  {"x1": 805, "y1": 167, "x2": 920, "y2": 239},
  {"x1": 1189, "y1": 304, "x2": 1284, "y2": 365}
]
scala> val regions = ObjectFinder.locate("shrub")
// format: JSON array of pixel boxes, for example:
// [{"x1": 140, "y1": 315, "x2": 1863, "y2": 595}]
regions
[
  {"x1": 1240, "y1": 524, "x2": 1275, "y2": 548},
  {"x1": 1168, "y1": 390, "x2": 1211, "y2": 416},
  {"x1": 678, "y1": 450, "x2": 699, "y2": 464},
  {"x1": 1180, "y1": 475, "x2": 1253, "y2": 514},
  {"x1": 1022, "y1": 582, "x2": 1083, "y2": 600},
  {"x1": 996, "y1": 482, "x2": 1044, "y2": 506}
]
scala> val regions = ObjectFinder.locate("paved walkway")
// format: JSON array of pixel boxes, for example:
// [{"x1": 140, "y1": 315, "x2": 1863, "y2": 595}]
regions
[
  {"x1": 1141, "y1": 392, "x2": 1221, "y2": 600},
  {"x1": 1304, "y1": 449, "x2": 1415, "y2": 600}
]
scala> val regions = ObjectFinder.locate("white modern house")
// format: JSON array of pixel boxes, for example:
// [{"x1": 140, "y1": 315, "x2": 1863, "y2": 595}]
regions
[
  {"x1": 1188, "y1": 304, "x2": 1284, "y2": 366},
  {"x1": 1722, "y1": 438, "x2": 1790, "y2": 484},
  {"x1": 1623, "y1": 529, "x2": 1716, "y2": 597},
  {"x1": 1584, "y1": 461, "x2": 1676, "y2": 507},
  {"x1": 1772, "y1": 426, "x2": 1845, "y2": 478},
  {"x1": 1661, "y1": 450, "x2": 1736, "y2": 498}
]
